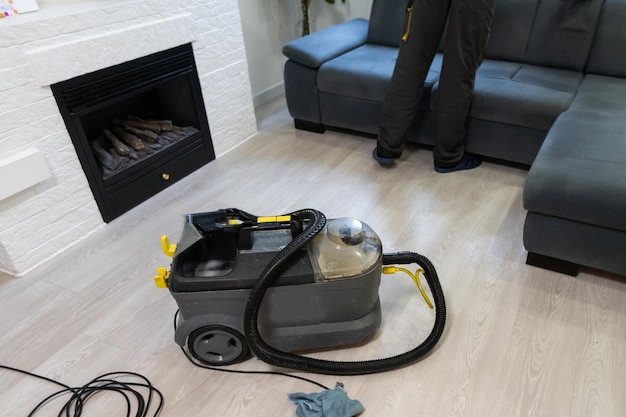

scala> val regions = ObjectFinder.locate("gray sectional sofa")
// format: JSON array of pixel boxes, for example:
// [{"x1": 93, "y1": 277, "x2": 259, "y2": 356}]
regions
[{"x1": 282, "y1": 0, "x2": 626, "y2": 277}]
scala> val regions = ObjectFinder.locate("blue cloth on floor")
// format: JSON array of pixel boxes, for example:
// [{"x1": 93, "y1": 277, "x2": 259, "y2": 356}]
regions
[{"x1": 288, "y1": 383, "x2": 364, "y2": 417}]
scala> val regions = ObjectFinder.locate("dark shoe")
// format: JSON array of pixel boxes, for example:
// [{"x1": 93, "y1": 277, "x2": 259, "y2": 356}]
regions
[
  {"x1": 434, "y1": 154, "x2": 481, "y2": 173},
  {"x1": 372, "y1": 148, "x2": 397, "y2": 166}
]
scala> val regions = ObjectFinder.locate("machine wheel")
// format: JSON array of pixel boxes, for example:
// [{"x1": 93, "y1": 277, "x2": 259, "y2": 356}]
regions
[{"x1": 188, "y1": 326, "x2": 250, "y2": 366}]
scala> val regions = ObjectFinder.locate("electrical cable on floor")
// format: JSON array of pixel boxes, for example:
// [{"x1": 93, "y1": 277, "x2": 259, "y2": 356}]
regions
[
  {"x1": 0, "y1": 365, "x2": 163, "y2": 417},
  {"x1": 173, "y1": 310, "x2": 330, "y2": 391}
]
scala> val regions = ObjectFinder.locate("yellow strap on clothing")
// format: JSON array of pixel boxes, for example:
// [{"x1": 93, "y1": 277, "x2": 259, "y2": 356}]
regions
[{"x1": 402, "y1": 6, "x2": 414, "y2": 42}]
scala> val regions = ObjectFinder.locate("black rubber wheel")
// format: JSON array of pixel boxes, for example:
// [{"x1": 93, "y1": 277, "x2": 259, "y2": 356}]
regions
[{"x1": 188, "y1": 326, "x2": 250, "y2": 366}]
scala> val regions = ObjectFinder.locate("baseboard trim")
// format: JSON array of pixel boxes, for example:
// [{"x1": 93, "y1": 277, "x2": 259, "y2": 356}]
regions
[{"x1": 253, "y1": 83, "x2": 285, "y2": 108}]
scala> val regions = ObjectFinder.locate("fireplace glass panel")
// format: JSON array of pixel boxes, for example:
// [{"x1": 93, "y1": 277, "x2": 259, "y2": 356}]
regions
[{"x1": 79, "y1": 76, "x2": 200, "y2": 181}]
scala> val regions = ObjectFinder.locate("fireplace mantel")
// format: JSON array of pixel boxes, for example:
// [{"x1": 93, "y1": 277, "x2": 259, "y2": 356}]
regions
[
  {"x1": 26, "y1": 13, "x2": 195, "y2": 86},
  {"x1": 0, "y1": 0, "x2": 257, "y2": 276},
  {"x1": 2, "y1": 0, "x2": 133, "y2": 26}
]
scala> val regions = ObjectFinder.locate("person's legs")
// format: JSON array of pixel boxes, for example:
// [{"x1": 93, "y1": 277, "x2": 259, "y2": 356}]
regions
[
  {"x1": 376, "y1": 0, "x2": 451, "y2": 162},
  {"x1": 433, "y1": 0, "x2": 495, "y2": 170}
]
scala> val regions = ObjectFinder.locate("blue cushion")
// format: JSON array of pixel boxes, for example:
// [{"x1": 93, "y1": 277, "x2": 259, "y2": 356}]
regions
[
  {"x1": 465, "y1": 61, "x2": 582, "y2": 131},
  {"x1": 484, "y1": 0, "x2": 539, "y2": 62},
  {"x1": 524, "y1": 109, "x2": 626, "y2": 232},
  {"x1": 569, "y1": 74, "x2": 626, "y2": 114},
  {"x1": 522, "y1": 0, "x2": 603, "y2": 71},
  {"x1": 366, "y1": 0, "x2": 406, "y2": 47},
  {"x1": 318, "y1": 45, "x2": 442, "y2": 106},
  {"x1": 586, "y1": 0, "x2": 626, "y2": 77},
  {"x1": 283, "y1": 19, "x2": 369, "y2": 68}
]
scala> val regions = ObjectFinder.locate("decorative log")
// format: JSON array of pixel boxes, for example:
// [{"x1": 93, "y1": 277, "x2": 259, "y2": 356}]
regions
[
  {"x1": 91, "y1": 140, "x2": 118, "y2": 171},
  {"x1": 144, "y1": 141, "x2": 163, "y2": 151},
  {"x1": 160, "y1": 132, "x2": 180, "y2": 143},
  {"x1": 102, "y1": 128, "x2": 131, "y2": 156},
  {"x1": 159, "y1": 126, "x2": 199, "y2": 144},
  {"x1": 149, "y1": 119, "x2": 173, "y2": 132},
  {"x1": 94, "y1": 115, "x2": 194, "y2": 178},
  {"x1": 113, "y1": 118, "x2": 161, "y2": 133},
  {"x1": 112, "y1": 127, "x2": 144, "y2": 151},
  {"x1": 128, "y1": 115, "x2": 173, "y2": 132},
  {"x1": 121, "y1": 125, "x2": 158, "y2": 143},
  {"x1": 128, "y1": 149, "x2": 140, "y2": 160}
]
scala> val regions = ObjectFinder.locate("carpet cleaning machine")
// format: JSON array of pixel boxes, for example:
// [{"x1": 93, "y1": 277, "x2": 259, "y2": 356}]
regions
[{"x1": 154, "y1": 208, "x2": 446, "y2": 375}]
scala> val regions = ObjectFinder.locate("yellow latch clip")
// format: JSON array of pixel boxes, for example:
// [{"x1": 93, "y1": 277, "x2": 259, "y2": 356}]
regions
[
  {"x1": 161, "y1": 235, "x2": 177, "y2": 257},
  {"x1": 153, "y1": 267, "x2": 170, "y2": 289}
]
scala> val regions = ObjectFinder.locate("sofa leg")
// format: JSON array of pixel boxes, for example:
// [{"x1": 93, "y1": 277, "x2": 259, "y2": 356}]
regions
[
  {"x1": 294, "y1": 119, "x2": 326, "y2": 133},
  {"x1": 526, "y1": 252, "x2": 580, "y2": 276}
]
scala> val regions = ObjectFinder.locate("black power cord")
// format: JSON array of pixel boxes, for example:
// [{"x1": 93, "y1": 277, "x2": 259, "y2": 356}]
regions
[{"x1": 0, "y1": 365, "x2": 163, "y2": 417}]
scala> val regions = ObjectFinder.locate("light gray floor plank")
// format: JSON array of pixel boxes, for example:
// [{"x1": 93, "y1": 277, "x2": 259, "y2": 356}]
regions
[{"x1": 1, "y1": 96, "x2": 625, "y2": 417}]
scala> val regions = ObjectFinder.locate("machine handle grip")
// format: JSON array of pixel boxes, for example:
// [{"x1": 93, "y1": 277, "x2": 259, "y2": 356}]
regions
[{"x1": 382, "y1": 251, "x2": 414, "y2": 265}]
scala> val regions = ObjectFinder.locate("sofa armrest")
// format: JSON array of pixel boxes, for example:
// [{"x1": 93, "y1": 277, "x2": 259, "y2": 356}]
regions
[{"x1": 282, "y1": 18, "x2": 369, "y2": 68}]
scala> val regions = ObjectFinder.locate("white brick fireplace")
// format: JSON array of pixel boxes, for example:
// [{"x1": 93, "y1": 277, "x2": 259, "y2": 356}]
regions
[{"x1": 0, "y1": 0, "x2": 258, "y2": 276}]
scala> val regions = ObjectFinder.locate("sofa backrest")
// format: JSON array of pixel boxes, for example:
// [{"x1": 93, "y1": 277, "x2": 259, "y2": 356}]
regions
[
  {"x1": 586, "y1": 0, "x2": 626, "y2": 77},
  {"x1": 366, "y1": 0, "x2": 407, "y2": 47},
  {"x1": 523, "y1": 0, "x2": 604, "y2": 71},
  {"x1": 367, "y1": 0, "x2": 610, "y2": 73},
  {"x1": 483, "y1": 0, "x2": 538, "y2": 63},
  {"x1": 485, "y1": 0, "x2": 604, "y2": 71}
]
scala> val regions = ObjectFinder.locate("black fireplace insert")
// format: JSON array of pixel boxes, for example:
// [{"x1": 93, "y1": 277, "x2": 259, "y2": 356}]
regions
[{"x1": 52, "y1": 43, "x2": 215, "y2": 222}]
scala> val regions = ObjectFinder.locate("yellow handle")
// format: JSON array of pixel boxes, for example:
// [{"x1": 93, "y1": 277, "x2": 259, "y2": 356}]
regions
[
  {"x1": 161, "y1": 235, "x2": 177, "y2": 257},
  {"x1": 153, "y1": 267, "x2": 170, "y2": 288},
  {"x1": 402, "y1": 6, "x2": 414, "y2": 42},
  {"x1": 257, "y1": 215, "x2": 292, "y2": 223}
]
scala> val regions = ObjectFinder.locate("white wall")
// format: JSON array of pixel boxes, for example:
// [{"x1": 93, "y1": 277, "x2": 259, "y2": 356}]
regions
[
  {"x1": 237, "y1": 0, "x2": 373, "y2": 105},
  {"x1": 0, "y1": 0, "x2": 257, "y2": 276}
]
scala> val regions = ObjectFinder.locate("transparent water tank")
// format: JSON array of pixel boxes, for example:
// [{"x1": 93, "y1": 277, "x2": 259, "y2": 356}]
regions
[{"x1": 309, "y1": 217, "x2": 382, "y2": 280}]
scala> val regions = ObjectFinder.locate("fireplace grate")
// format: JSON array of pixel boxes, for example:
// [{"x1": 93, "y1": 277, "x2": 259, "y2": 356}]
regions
[{"x1": 61, "y1": 49, "x2": 195, "y2": 113}]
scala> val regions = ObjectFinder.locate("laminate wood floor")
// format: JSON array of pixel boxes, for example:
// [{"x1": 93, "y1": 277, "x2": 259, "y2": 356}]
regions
[{"x1": 1, "y1": 96, "x2": 625, "y2": 417}]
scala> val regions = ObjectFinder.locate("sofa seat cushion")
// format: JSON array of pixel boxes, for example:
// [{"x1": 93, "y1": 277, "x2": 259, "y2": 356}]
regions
[
  {"x1": 569, "y1": 74, "x2": 626, "y2": 114},
  {"x1": 465, "y1": 60, "x2": 583, "y2": 131},
  {"x1": 317, "y1": 45, "x2": 442, "y2": 109},
  {"x1": 523, "y1": 109, "x2": 626, "y2": 232}
]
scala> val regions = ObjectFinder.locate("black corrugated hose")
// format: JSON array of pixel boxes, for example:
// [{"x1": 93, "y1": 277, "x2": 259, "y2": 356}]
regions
[{"x1": 243, "y1": 208, "x2": 446, "y2": 376}]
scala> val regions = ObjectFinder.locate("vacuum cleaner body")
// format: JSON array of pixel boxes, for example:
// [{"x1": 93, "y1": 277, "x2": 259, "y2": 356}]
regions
[{"x1": 158, "y1": 209, "x2": 384, "y2": 366}]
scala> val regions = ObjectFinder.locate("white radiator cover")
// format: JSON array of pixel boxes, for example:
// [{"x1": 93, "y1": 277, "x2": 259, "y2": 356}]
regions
[{"x1": 0, "y1": 148, "x2": 51, "y2": 202}]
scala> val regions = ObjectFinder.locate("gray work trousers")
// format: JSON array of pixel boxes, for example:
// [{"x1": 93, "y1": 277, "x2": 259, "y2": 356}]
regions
[{"x1": 378, "y1": 0, "x2": 495, "y2": 167}]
